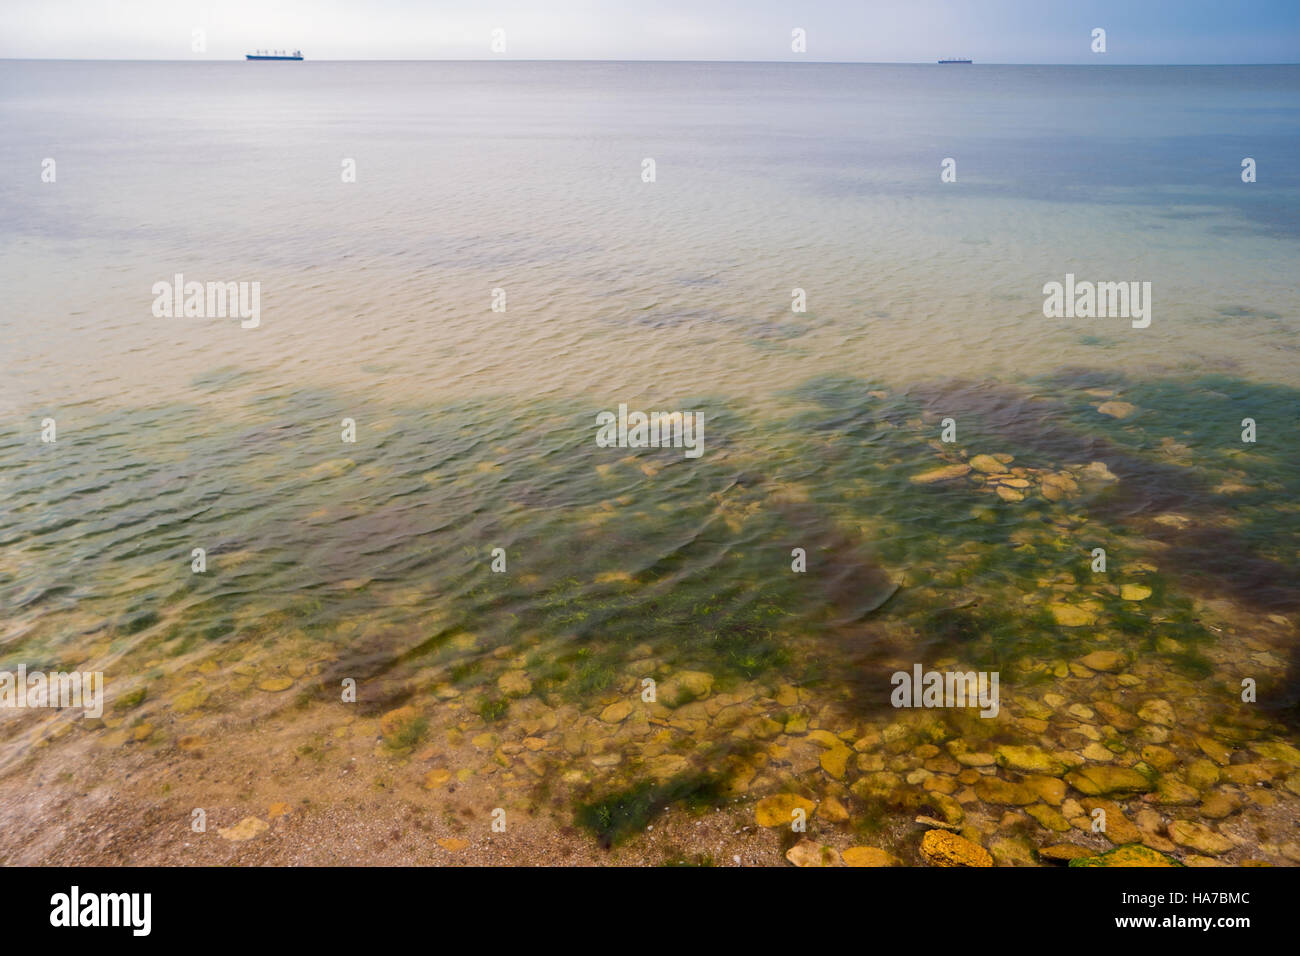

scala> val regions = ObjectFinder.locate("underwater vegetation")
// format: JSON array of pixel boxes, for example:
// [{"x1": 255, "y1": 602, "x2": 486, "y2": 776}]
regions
[{"x1": 1, "y1": 369, "x2": 1297, "y2": 864}]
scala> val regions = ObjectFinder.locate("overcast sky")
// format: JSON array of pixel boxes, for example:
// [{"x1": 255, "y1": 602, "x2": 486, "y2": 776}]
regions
[{"x1": 2, "y1": 0, "x2": 1297, "y2": 62}]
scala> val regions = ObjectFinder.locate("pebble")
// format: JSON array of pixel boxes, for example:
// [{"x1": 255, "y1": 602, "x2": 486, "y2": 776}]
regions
[{"x1": 786, "y1": 840, "x2": 842, "y2": 867}]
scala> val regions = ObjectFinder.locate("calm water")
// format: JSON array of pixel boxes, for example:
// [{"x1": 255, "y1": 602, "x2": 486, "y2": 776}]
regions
[{"x1": 1, "y1": 62, "x2": 1298, "y2": 863}]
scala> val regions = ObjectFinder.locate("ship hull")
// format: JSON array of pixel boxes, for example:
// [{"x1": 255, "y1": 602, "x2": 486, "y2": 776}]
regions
[{"x1": 246, "y1": 55, "x2": 303, "y2": 61}]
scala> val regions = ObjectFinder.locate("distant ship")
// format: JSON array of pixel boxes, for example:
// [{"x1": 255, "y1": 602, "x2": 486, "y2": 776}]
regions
[
  {"x1": 246, "y1": 50, "x2": 303, "y2": 61},
  {"x1": 938, "y1": 57, "x2": 973, "y2": 64}
]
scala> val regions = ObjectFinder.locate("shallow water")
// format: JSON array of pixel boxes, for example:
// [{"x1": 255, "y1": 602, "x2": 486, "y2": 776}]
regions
[{"x1": 1, "y1": 62, "x2": 1298, "y2": 865}]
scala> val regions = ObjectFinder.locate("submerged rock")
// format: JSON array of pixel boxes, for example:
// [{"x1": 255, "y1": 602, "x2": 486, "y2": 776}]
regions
[
  {"x1": 218, "y1": 816, "x2": 269, "y2": 842},
  {"x1": 819, "y1": 795, "x2": 850, "y2": 822},
  {"x1": 1065, "y1": 765, "x2": 1154, "y2": 796},
  {"x1": 920, "y1": 829, "x2": 993, "y2": 867},
  {"x1": 379, "y1": 705, "x2": 424, "y2": 747},
  {"x1": 1038, "y1": 843, "x2": 1094, "y2": 862},
  {"x1": 1097, "y1": 401, "x2": 1136, "y2": 419},
  {"x1": 659, "y1": 670, "x2": 714, "y2": 707},
  {"x1": 975, "y1": 777, "x2": 1039, "y2": 805},
  {"x1": 1069, "y1": 845, "x2": 1181, "y2": 867},
  {"x1": 1026, "y1": 803, "x2": 1071, "y2": 832},
  {"x1": 755, "y1": 793, "x2": 816, "y2": 828},
  {"x1": 1079, "y1": 650, "x2": 1126, "y2": 673},
  {"x1": 1169, "y1": 821, "x2": 1234, "y2": 855},
  {"x1": 786, "y1": 840, "x2": 842, "y2": 867},
  {"x1": 910, "y1": 464, "x2": 972, "y2": 484},
  {"x1": 599, "y1": 700, "x2": 633, "y2": 723},
  {"x1": 1199, "y1": 792, "x2": 1241, "y2": 819},
  {"x1": 842, "y1": 846, "x2": 897, "y2": 867},
  {"x1": 497, "y1": 670, "x2": 532, "y2": 698},
  {"x1": 1136, "y1": 699, "x2": 1175, "y2": 727},
  {"x1": 1049, "y1": 603, "x2": 1097, "y2": 627},
  {"x1": 1080, "y1": 461, "x2": 1119, "y2": 482},
  {"x1": 994, "y1": 745, "x2": 1067, "y2": 777}
]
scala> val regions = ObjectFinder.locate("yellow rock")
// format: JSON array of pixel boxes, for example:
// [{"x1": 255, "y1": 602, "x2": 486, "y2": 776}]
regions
[
  {"x1": 1097, "y1": 401, "x2": 1136, "y2": 419},
  {"x1": 423, "y1": 769, "x2": 452, "y2": 789},
  {"x1": 843, "y1": 846, "x2": 897, "y2": 867},
  {"x1": 819, "y1": 796, "x2": 850, "y2": 822},
  {"x1": 268, "y1": 802, "x2": 292, "y2": 819},
  {"x1": 910, "y1": 464, "x2": 971, "y2": 484},
  {"x1": 497, "y1": 670, "x2": 532, "y2": 697},
  {"x1": 1049, "y1": 603, "x2": 1097, "y2": 627},
  {"x1": 968, "y1": 454, "x2": 1002, "y2": 474},
  {"x1": 172, "y1": 686, "x2": 208, "y2": 713},
  {"x1": 920, "y1": 829, "x2": 993, "y2": 867},
  {"x1": 600, "y1": 700, "x2": 633, "y2": 723},
  {"x1": 996, "y1": 485, "x2": 1025, "y2": 502},
  {"x1": 819, "y1": 743, "x2": 852, "y2": 779},
  {"x1": 1120, "y1": 584, "x2": 1152, "y2": 601},
  {"x1": 132, "y1": 724, "x2": 152, "y2": 741},
  {"x1": 1079, "y1": 650, "x2": 1126, "y2": 672},
  {"x1": 755, "y1": 793, "x2": 817, "y2": 828},
  {"x1": 437, "y1": 837, "x2": 469, "y2": 852},
  {"x1": 379, "y1": 705, "x2": 419, "y2": 737},
  {"x1": 785, "y1": 840, "x2": 842, "y2": 867},
  {"x1": 218, "y1": 816, "x2": 269, "y2": 841},
  {"x1": 257, "y1": 677, "x2": 294, "y2": 692}
]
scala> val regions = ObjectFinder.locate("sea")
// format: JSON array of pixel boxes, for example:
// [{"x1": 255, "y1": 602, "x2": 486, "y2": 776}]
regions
[{"x1": 0, "y1": 61, "x2": 1297, "y2": 862}]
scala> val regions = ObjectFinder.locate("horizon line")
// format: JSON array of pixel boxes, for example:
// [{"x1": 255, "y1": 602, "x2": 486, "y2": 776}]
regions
[{"x1": 4, "y1": 57, "x2": 1299, "y2": 66}]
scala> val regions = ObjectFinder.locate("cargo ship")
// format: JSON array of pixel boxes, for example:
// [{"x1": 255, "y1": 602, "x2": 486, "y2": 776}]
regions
[
  {"x1": 246, "y1": 50, "x2": 303, "y2": 60},
  {"x1": 937, "y1": 57, "x2": 973, "y2": 64}
]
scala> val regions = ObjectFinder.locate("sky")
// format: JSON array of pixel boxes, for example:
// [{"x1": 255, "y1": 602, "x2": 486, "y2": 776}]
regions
[{"x1": 1, "y1": 0, "x2": 1297, "y2": 63}]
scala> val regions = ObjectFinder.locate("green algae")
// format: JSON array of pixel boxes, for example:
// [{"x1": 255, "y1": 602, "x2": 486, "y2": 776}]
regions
[
  {"x1": 576, "y1": 772, "x2": 727, "y2": 849},
  {"x1": 1069, "y1": 844, "x2": 1183, "y2": 867},
  {"x1": 476, "y1": 697, "x2": 509, "y2": 723}
]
